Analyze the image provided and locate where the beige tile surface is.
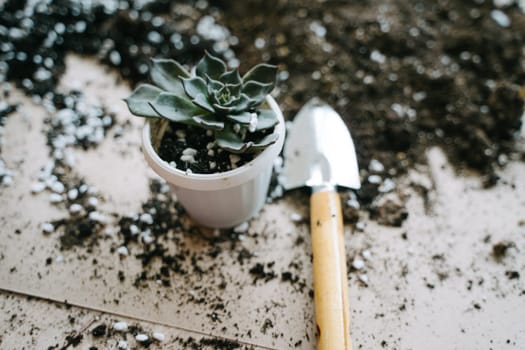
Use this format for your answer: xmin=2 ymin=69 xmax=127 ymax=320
xmin=1 ymin=55 xmax=524 ymax=349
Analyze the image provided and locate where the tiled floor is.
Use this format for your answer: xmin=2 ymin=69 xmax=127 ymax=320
xmin=1 ymin=56 xmax=524 ymax=349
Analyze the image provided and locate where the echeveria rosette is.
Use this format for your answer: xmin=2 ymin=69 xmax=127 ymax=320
xmin=124 ymin=51 xmax=279 ymax=154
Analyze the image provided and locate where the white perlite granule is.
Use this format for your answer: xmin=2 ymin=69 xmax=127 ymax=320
xmin=129 ymin=224 xmax=139 ymax=235
xmin=180 ymin=154 xmax=196 ymax=163
xmin=491 ymin=9 xmax=511 ymax=27
xmin=229 ymin=154 xmax=241 ymax=166
xmin=367 ymin=174 xmax=382 ymax=184
xmin=368 ymin=159 xmax=385 ymax=172
xmin=67 ymin=188 xmax=78 ymax=200
xmin=248 ymin=112 xmax=258 ymax=132
xmin=135 ymin=334 xmax=149 ymax=342
xmin=88 ymin=211 xmax=107 ymax=223
xmin=142 ymin=233 xmax=154 ymax=244
xmin=352 ymin=258 xmax=365 ymax=270
xmin=117 ymin=246 xmax=129 ymax=257
xmin=117 ymin=340 xmax=128 ymax=349
xmin=87 ymin=196 xmax=98 ymax=207
xmin=50 ymin=181 xmax=65 ymax=193
xmin=140 ymin=213 xmax=154 ymax=225
xmin=113 ymin=321 xmax=128 ymax=332
xmin=69 ymin=203 xmax=83 ymax=214
xmin=152 ymin=332 xmax=165 ymax=342
xmin=347 ymin=198 xmax=360 ymax=210
xmin=378 ymin=178 xmax=396 ymax=193
xmin=290 ymin=212 xmax=303 ymax=222
xmin=31 ymin=182 xmax=46 ymax=193
xmin=494 ymin=0 xmax=514 ymax=7
xmin=233 ymin=222 xmax=249 ymax=233
xmin=175 ymin=129 xmax=186 ymax=139
xmin=182 ymin=148 xmax=198 ymax=156
xmin=41 ymin=222 xmax=54 ymax=233
xmin=49 ymin=193 xmax=63 ymax=203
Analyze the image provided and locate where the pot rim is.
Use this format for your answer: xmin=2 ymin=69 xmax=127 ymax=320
xmin=142 ymin=95 xmax=285 ymax=191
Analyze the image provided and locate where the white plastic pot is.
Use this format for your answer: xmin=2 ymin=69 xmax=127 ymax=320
xmin=142 ymin=96 xmax=285 ymax=228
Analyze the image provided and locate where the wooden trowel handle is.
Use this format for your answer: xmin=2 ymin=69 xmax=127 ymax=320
xmin=310 ymin=190 xmax=351 ymax=350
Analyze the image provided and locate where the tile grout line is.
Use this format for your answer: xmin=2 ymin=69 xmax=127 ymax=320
xmin=0 ymin=287 xmax=278 ymax=350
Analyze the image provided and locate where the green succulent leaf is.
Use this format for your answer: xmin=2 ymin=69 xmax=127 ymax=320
xmin=225 ymin=83 xmax=242 ymax=97
xmin=206 ymin=75 xmax=225 ymax=95
xmin=215 ymin=128 xmax=249 ymax=153
xmin=128 ymin=53 xmax=280 ymax=155
xmin=219 ymin=69 xmax=242 ymax=85
xmin=242 ymin=81 xmax=273 ymax=104
xmin=212 ymin=103 xmax=235 ymax=115
xmin=150 ymin=58 xmax=190 ymax=94
xmin=231 ymin=94 xmax=252 ymax=113
xmin=181 ymin=76 xmax=208 ymax=100
xmin=213 ymin=85 xmax=238 ymax=106
xmin=192 ymin=93 xmax=215 ymax=113
xmin=242 ymin=63 xmax=277 ymax=86
xmin=148 ymin=92 xmax=202 ymax=125
xmin=248 ymin=133 xmax=279 ymax=152
xmin=196 ymin=51 xmax=227 ymax=80
xmin=216 ymin=129 xmax=279 ymax=153
xmin=192 ymin=115 xmax=225 ymax=130
xmin=124 ymin=84 xmax=163 ymax=118
xmin=226 ymin=111 xmax=253 ymax=124
xmin=256 ymin=109 xmax=279 ymax=130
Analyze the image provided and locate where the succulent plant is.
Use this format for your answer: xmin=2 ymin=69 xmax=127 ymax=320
xmin=125 ymin=52 xmax=279 ymax=153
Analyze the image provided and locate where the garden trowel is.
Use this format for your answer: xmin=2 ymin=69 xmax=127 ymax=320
xmin=283 ymin=98 xmax=360 ymax=350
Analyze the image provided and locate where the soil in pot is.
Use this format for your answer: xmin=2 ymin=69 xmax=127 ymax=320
xmin=157 ymin=122 xmax=275 ymax=174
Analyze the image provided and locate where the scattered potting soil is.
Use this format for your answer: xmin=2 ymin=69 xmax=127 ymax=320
xmin=369 ymin=193 xmax=409 ymax=227
xmin=492 ymin=240 xmax=515 ymax=262
xmin=0 ymin=0 xmax=218 ymax=96
xmin=90 ymin=324 xmax=106 ymax=337
xmin=175 ymin=336 xmax=245 ymax=349
xmin=29 ymin=90 xmax=117 ymax=249
xmin=0 ymin=92 xmax=18 ymax=185
xmin=0 ymin=101 xmax=18 ymax=128
xmin=248 ymin=262 xmax=277 ymax=284
xmin=215 ymin=0 xmax=525 ymax=196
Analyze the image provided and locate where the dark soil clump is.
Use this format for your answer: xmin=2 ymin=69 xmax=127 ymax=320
xmin=248 ymin=262 xmax=277 ymax=283
xmin=63 ymin=332 xmax=83 ymax=348
xmin=492 ymin=241 xmax=515 ymax=262
xmin=0 ymin=102 xmax=17 ymax=126
xmin=370 ymin=194 xmax=409 ymax=227
xmin=175 ymin=336 xmax=243 ymax=349
xmin=90 ymin=324 xmax=106 ymax=337
xmin=55 ymin=216 xmax=100 ymax=249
